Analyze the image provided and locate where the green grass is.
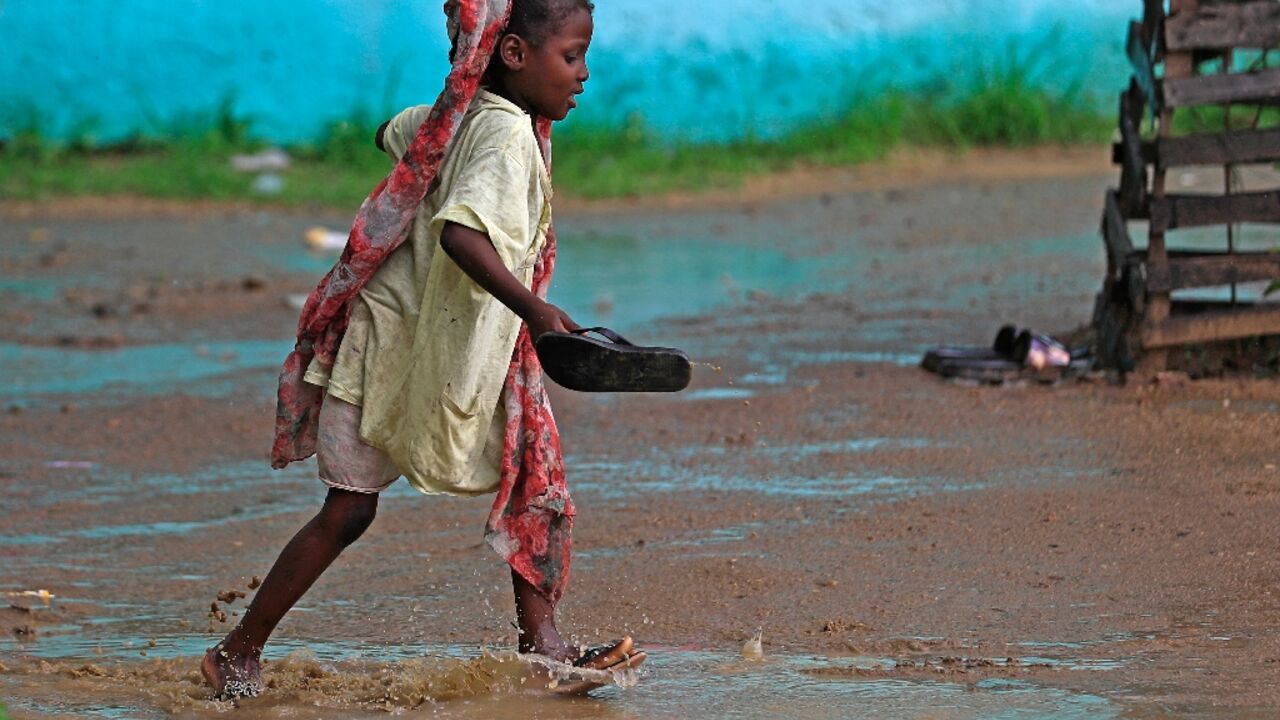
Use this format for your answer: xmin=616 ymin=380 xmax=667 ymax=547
xmin=554 ymin=84 xmax=1114 ymax=198
xmin=0 ymin=71 xmax=1114 ymax=206
xmin=0 ymin=701 xmax=9 ymax=720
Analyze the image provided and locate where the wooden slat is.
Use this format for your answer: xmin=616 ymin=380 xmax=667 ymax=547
xmin=1102 ymin=190 xmax=1137 ymax=280
xmin=1163 ymin=127 xmax=1280 ymax=167
xmin=1119 ymin=84 xmax=1150 ymax=216
xmin=1162 ymin=67 xmax=1280 ymax=108
xmin=1142 ymin=303 xmax=1280 ymax=348
xmin=1117 ymin=128 xmax=1280 ymax=166
xmin=1145 ymin=251 xmax=1280 ymax=292
xmin=1149 ymin=190 xmax=1280 ymax=231
xmin=1165 ymin=1 xmax=1280 ymax=51
xmin=1128 ymin=21 xmax=1162 ymax=115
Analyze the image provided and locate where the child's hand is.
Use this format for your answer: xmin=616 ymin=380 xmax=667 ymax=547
xmin=527 ymin=301 xmax=579 ymax=341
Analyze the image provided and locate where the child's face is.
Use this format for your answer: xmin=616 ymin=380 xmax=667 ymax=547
xmin=499 ymin=8 xmax=593 ymax=121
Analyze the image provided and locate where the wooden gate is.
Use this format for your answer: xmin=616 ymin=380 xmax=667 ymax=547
xmin=1095 ymin=0 xmax=1280 ymax=374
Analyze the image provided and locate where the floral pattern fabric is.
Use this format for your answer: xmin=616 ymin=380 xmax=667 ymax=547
xmin=271 ymin=0 xmax=573 ymax=602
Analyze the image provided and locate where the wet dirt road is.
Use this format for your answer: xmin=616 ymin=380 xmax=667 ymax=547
xmin=3 ymin=153 xmax=1280 ymax=718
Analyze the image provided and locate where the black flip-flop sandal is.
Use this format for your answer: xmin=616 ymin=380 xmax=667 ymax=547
xmin=536 ymin=327 xmax=692 ymax=393
xmin=920 ymin=348 xmax=1025 ymax=383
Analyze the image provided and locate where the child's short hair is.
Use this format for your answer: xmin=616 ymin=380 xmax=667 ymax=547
xmin=505 ymin=0 xmax=594 ymax=46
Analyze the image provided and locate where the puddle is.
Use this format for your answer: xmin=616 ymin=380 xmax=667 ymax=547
xmin=2 ymin=228 xmax=1123 ymax=404
xmin=765 ymin=349 xmax=922 ymax=367
xmin=0 ymin=277 xmax=66 ymax=301
xmin=1 ymin=460 xmax=307 ymax=511
xmin=682 ymin=387 xmax=758 ymax=401
xmin=569 ymin=435 xmax=948 ymax=500
xmin=0 ymin=340 xmax=287 ymax=398
xmin=0 ymin=634 xmax=1124 ymax=720
xmin=550 ymin=232 xmax=847 ymax=334
xmin=0 ymin=461 xmax=320 ymax=548
xmin=573 ymin=459 xmax=946 ymax=500
xmin=708 ymin=437 xmax=937 ymax=460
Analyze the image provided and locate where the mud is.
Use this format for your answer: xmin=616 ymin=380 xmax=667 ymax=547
xmin=3 ymin=150 xmax=1280 ymax=718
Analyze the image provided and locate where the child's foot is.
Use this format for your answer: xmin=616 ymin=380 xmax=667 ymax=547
xmin=201 ymin=643 xmax=263 ymax=699
xmin=522 ymin=629 xmax=640 ymax=670
xmin=520 ymin=626 xmax=575 ymax=663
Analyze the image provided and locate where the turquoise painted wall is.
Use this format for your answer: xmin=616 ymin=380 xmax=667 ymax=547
xmin=0 ymin=1 xmax=1134 ymax=144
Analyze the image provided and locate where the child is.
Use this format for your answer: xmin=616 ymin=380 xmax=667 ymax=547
xmin=202 ymin=0 xmax=642 ymax=698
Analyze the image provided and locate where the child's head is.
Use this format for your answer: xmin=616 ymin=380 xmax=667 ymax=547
xmin=487 ymin=0 xmax=594 ymax=121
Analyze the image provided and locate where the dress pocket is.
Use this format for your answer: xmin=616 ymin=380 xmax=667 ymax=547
xmin=424 ymin=374 xmax=489 ymax=479
xmin=442 ymin=382 xmax=483 ymax=418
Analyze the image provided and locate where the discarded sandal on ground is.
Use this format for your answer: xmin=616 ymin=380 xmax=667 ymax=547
xmin=920 ymin=325 xmax=1021 ymax=382
xmin=536 ymin=327 xmax=692 ymax=393
xmin=921 ymin=326 xmax=1092 ymax=384
xmin=1011 ymin=330 xmax=1073 ymax=370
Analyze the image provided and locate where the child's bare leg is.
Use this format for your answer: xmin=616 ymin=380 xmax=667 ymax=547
xmin=203 ymin=488 xmax=378 ymax=695
xmin=512 ymin=568 xmax=574 ymax=662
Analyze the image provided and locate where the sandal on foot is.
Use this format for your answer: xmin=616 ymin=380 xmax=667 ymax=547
xmin=536 ymin=328 xmax=692 ymax=393
xmin=543 ymin=639 xmax=646 ymax=696
xmin=573 ymin=636 xmax=637 ymax=670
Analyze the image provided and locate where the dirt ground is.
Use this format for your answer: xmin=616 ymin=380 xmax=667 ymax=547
xmin=3 ymin=147 xmax=1280 ymax=718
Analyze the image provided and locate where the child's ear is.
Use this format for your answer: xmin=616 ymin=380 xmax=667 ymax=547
xmin=498 ymin=34 xmax=526 ymax=71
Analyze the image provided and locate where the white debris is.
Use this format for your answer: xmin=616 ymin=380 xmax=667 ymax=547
xmin=231 ymin=148 xmax=292 ymax=173
xmin=304 ymin=227 xmax=348 ymax=253
xmin=251 ymin=173 xmax=285 ymax=196
xmin=7 ymin=589 xmax=55 ymax=606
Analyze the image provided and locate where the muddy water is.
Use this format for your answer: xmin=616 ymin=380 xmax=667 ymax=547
xmin=2 ymin=222 xmax=1108 ymax=402
xmin=1 ymin=216 xmax=1119 ymax=717
xmin=7 ymin=176 xmax=1280 ymax=717
xmin=1 ymin=634 xmax=1122 ymax=719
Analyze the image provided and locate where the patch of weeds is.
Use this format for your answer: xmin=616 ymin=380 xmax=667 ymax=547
xmin=1 ymin=49 xmax=1115 ymax=205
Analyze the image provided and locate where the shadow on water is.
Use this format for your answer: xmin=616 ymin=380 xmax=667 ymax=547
xmin=0 ymin=632 xmax=1124 ymax=719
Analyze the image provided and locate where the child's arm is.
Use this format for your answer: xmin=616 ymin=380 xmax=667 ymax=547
xmin=440 ymin=221 xmax=578 ymax=340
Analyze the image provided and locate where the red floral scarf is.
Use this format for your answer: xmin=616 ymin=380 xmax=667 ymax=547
xmin=271 ymin=0 xmax=573 ymax=602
